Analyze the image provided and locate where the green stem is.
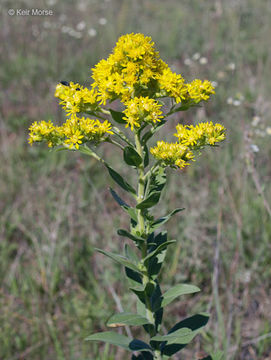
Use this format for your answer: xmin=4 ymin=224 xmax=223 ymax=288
xmin=135 ymin=131 xmax=162 ymax=360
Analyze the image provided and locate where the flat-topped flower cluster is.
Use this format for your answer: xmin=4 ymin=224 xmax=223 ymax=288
xmin=28 ymin=33 xmax=225 ymax=169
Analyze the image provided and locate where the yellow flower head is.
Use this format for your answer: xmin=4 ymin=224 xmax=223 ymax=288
xmin=175 ymin=122 xmax=226 ymax=147
xmin=185 ymin=79 xmax=215 ymax=103
xmin=55 ymin=82 xmax=98 ymax=115
xmin=123 ymin=97 xmax=163 ymax=130
xmin=150 ymin=141 xmax=194 ymax=169
xmin=28 ymin=116 xmax=113 ymax=149
xmin=151 ymin=121 xmax=225 ymax=169
xmin=28 ymin=120 xmax=64 ymax=147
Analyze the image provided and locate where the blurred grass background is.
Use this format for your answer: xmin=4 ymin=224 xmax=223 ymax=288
xmin=1 ymin=0 xmax=271 ymax=359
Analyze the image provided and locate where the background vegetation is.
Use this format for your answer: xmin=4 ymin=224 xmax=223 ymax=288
xmin=1 ymin=0 xmax=271 ymax=359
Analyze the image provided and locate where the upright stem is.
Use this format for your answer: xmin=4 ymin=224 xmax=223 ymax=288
xmin=134 ymin=131 xmax=162 ymax=360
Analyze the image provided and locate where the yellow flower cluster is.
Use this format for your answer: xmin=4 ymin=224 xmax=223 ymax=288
xmin=28 ymin=116 xmax=112 ymax=149
xmin=151 ymin=122 xmax=226 ymax=169
xmin=175 ymin=122 xmax=226 ymax=146
xmin=156 ymin=66 xmax=187 ymax=103
xmin=91 ymin=33 xmax=214 ymax=106
xmin=150 ymin=141 xmax=194 ymax=169
xmin=55 ymin=82 xmax=98 ymax=116
xmin=28 ymin=120 xmax=60 ymax=148
xmin=91 ymin=33 xmax=164 ymax=104
xmin=186 ymin=80 xmax=215 ymax=103
xmin=123 ymin=96 xmax=163 ymax=130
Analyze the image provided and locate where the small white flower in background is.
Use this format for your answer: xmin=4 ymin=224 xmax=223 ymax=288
xmin=233 ymin=100 xmax=241 ymax=106
xmin=99 ymin=18 xmax=107 ymax=25
xmin=192 ymin=52 xmax=200 ymax=61
xmin=88 ymin=28 xmax=97 ymax=37
xmin=184 ymin=58 xmax=192 ymax=66
xmin=211 ymin=81 xmax=218 ymax=88
xmin=199 ymin=57 xmax=208 ymax=65
xmin=227 ymin=97 xmax=233 ymax=105
xmin=266 ymin=127 xmax=271 ymax=135
xmin=252 ymin=116 xmax=261 ymax=127
xmin=76 ymin=21 xmax=86 ymax=31
xmin=227 ymin=62 xmax=236 ymax=71
xmin=250 ymin=144 xmax=259 ymax=153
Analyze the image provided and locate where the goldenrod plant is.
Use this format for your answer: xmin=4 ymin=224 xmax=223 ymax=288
xmin=29 ymin=33 xmax=225 ymax=360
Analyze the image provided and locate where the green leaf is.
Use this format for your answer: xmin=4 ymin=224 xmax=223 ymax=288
xmin=107 ymin=313 xmax=150 ymax=327
xmin=124 ymin=146 xmax=142 ymax=167
xmin=143 ymin=240 xmax=176 ymax=263
xmin=118 ymin=229 xmax=145 ymax=244
xmin=161 ymin=284 xmax=200 ymax=307
xmin=130 ymin=282 xmax=156 ymax=304
xmin=109 ymin=109 xmax=126 ymax=124
xmin=129 ymin=339 xmax=153 ymax=353
xmin=96 ymin=248 xmax=141 ymax=273
xmin=106 ymin=165 xmax=136 ymax=194
xmin=150 ymin=282 xmax=163 ymax=329
xmin=110 ymin=188 xmax=138 ymax=222
xmin=125 ymin=267 xmax=142 ymax=284
xmin=151 ymin=327 xmax=195 ymax=344
xmin=136 ymin=192 xmax=161 ymax=209
xmin=136 ymin=298 xmax=146 ymax=317
xmin=160 ymin=313 xmax=209 ymax=356
xmin=147 ymin=232 xmax=168 ymax=278
xmin=151 ymin=208 xmax=185 ymax=231
xmin=85 ymin=331 xmax=130 ymax=350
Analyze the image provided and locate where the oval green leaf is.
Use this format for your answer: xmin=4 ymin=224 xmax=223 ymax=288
xmin=107 ymin=313 xmax=150 ymax=327
xmin=161 ymin=284 xmax=200 ymax=307
xmin=124 ymin=146 xmax=142 ymax=167
xmin=85 ymin=331 xmax=131 ymax=350
xmin=136 ymin=192 xmax=161 ymax=209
